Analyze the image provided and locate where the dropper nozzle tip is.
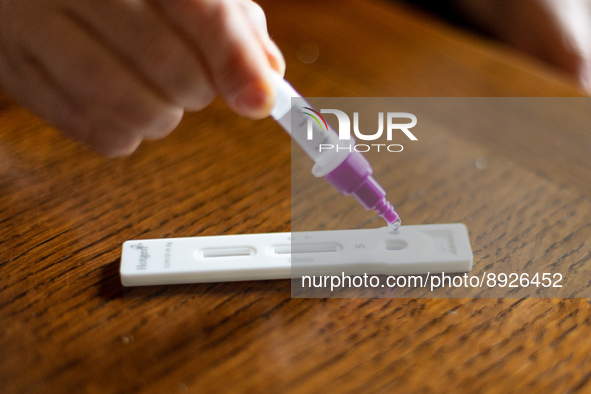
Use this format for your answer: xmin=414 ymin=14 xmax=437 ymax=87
xmin=387 ymin=218 xmax=401 ymax=232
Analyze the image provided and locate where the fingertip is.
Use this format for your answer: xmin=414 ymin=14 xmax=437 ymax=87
xmin=142 ymin=107 xmax=185 ymax=140
xmin=266 ymin=39 xmax=286 ymax=77
xmin=184 ymin=90 xmax=217 ymax=112
xmin=232 ymin=77 xmax=275 ymax=119
xmin=85 ymin=127 xmax=143 ymax=158
xmin=102 ymin=137 xmax=143 ymax=158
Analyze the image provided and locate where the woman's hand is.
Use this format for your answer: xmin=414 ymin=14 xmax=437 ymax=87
xmin=0 ymin=0 xmax=285 ymax=156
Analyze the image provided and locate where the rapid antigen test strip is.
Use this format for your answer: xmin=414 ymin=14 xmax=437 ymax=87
xmin=120 ymin=224 xmax=473 ymax=286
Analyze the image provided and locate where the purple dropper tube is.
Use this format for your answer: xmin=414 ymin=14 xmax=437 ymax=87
xmin=270 ymin=76 xmax=401 ymax=230
xmin=323 ymin=150 xmax=401 ymax=231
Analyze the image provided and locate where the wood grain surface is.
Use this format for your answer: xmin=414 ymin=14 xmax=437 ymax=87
xmin=2 ymin=0 xmax=591 ymax=393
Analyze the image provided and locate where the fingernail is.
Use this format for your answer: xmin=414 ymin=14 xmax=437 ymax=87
xmin=267 ymin=40 xmax=286 ymax=76
xmin=234 ymin=84 xmax=272 ymax=118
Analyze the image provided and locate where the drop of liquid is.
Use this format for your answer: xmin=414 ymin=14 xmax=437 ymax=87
xmin=388 ymin=218 xmax=401 ymax=232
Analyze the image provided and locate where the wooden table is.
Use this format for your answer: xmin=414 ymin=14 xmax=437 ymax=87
xmin=2 ymin=0 xmax=591 ymax=392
